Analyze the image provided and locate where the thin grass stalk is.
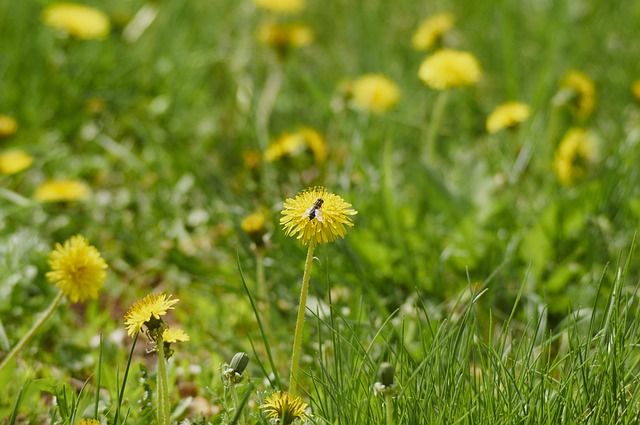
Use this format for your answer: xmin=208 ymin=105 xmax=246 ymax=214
xmin=156 ymin=340 xmax=171 ymax=425
xmin=385 ymin=392 xmax=394 ymax=425
xmin=424 ymin=90 xmax=450 ymax=164
xmin=94 ymin=333 xmax=103 ymax=419
xmin=114 ymin=332 xmax=139 ymax=425
xmin=0 ymin=290 xmax=64 ymax=372
xmin=289 ymin=240 xmax=317 ymax=395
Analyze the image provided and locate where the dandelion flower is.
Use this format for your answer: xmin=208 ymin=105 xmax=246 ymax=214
xmin=241 ymin=211 xmax=268 ymax=247
xmin=77 ymin=420 xmax=100 ymax=425
xmin=554 ymin=128 xmax=596 ymax=186
xmin=46 ymin=235 xmax=108 ymax=303
xmin=557 ymin=70 xmax=596 ymax=119
xmin=260 ymin=391 xmax=308 ymax=425
xmin=486 ymin=102 xmax=531 ymax=133
xmin=34 ymin=179 xmax=90 ymax=202
xmin=0 ymin=150 xmax=34 ymax=175
xmin=264 ymin=128 xmax=327 ymax=163
xmin=412 ymin=13 xmax=455 ymax=51
xmin=162 ymin=328 xmax=190 ymax=343
xmin=257 ymin=22 xmax=313 ymax=58
xmin=0 ymin=115 xmax=18 ymax=138
xmin=280 ymin=186 xmax=357 ymax=245
xmin=418 ymin=49 xmax=481 ymax=90
xmin=124 ymin=293 xmax=179 ymax=337
xmin=253 ymin=0 xmax=305 ymax=14
xmin=43 ymin=3 xmax=110 ymax=40
xmin=632 ymin=80 xmax=640 ymax=103
xmin=350 ymin=74 xmax=401 ymax=114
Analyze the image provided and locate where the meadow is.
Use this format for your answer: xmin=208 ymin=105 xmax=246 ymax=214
xmin=2 ymin=0 xmax=640 ymax=423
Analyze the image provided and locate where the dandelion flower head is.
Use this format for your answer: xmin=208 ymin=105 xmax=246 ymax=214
xmin=43 ymin=3 xmax=110 ymax=40
xmin=124 ymin=293 xmax=179 ymax=337
xmin=486 ymin=101 xmax=531 ymax=134
xmin=162 ymin=328 xmax=190 ymax=343
xmin=260 ymin=391 xmax=308 ymax=425
xmin=632 ymin=80 xmax=640 ymax=104
xmin=46 ymin=235 xmax=108 ymax=303
xmin=34 ymin=179 xmax=90 ymax=202
xmin=253 ymin=0 xmax=305 ymax=14
xmin=280 ymin=187 xmax=357 ymax=245
xmin=264 ymin=127 xmax=326 ymax=164
xmin=412 ymin=13 xmax=455 ymax=51
xmin=0 ymin=150 xmax=34 ymax=175
xmin=350 ymin=74 xmax=401 ymax=114
xmin=257 ymin=22 xmax=313 ymax=58
xmin=558 ymin=70 xmax=596 ymax=119
xmin=418 ymin=49 xmax=481 ymax=90
xmin=0 ymin=115 xmax=18 ymax=138
xmin=554 ymin=128 xmax=596 ymax=186
xmin=77 ymin=420 xmax=100 ymax=425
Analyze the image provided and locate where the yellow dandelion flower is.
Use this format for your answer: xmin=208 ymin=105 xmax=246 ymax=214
xmin=162 ymin=328 xmax=190 ymax=343
xmin=253 ymin=0 xmax=305 ymax=14
xmin=632 ymin=80 xmax=640 ymax=103
xmin=43 ymin=3 xmax=110 ymax=40
xmin=260 ymin=391 xmax=308 ymax=425
xmin=0 ymin=150 xmax=34 ymax=175
xmin=34 ymin=179 xmax=90 ymax=202
xmin=350 ymin=74 xmax=401 ymax=114
xmin=418 ymin=49 xmax=481 ymax=90
xmin=264 ymin=128 xmax=326 ymax=164
xmin=558 ymin=70 xmax=596 ymax=119
xmin=242 ymin=211 xmax=266 ymax=235
xmin=124 ymin=293 xmax=179 ymax=337
xmin=280 ymin=186 xmax=357 ymax=245
xmin=486 ymin=101 xmax=531 ymax=134
xmin=554 ymin=128 xmax=596 ymax=186
xmin=0 ymin=115 xmax=18 ymax=138
xmin=46 ymin=235 xmax=108 ymax=303
xmin=412 ymin=13 xmax=455 ymax=51
xmin=77 ymin=419 xmax=100 ymax=425
xmin=257 ymin=22 xmax=313 ymax=58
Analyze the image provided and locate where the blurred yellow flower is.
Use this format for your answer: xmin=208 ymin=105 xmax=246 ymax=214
xmin=412 ymin=13 xmax=455 ymax=51
xmin=77 ymin=420 xmax=100 ymax=425
xmin=280 ymin=186 xmax=357 ymax=245
xmin=418 ymin=49 xmax=481 ymax=90
xmin=43 ymin=3 xmax=110 ymax=40
xmin=257 ymin=22 xmax=313 ymax=57
xmin=260 ymin=391 xmax=308 ymax=424
xmin=350 ymin=74 xmax=401 ymax=114
xmin=34 ymin=179 xmax=90 ymax=202
xmin=486 ymin=102 xmax=531 ymax=133
xmin=253 ymin=0 xmax=305 ymax=14
xmin=558 ymin=70 xmax=596 ymax=119
xmin=632 ymin=80 xmax=640 ymax=103
xmin=124 ymin=293 xmax=179 ymax=337
xmin=241 ymin=211 xmax=267 ymax=247
xmin=0 ymin=150 xmax=34 ymax=175
xmin=264 ymin=127 xmax=327 ymax=163
xmin=162 ymin=328 xmax=190 ymax=343
xmin=0 ymin=115 xmax=18 ymax=138
xmin=46 ymin=235 xmax=108 ymax=303
xmin=554 ymin=128 xmax=595 ymax=186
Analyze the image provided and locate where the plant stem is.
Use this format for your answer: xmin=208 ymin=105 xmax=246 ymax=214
xmin=156 ymin=341 xmax=171 ymax=425
xmin=424 ymin=90 xmax=450 ymax=164
xmin=288 ymin=240 xmax=317 ymax=395
xmin=231 ymin=384 xmax=245 ymax=425
xmin=385 ymin=393 xmax=394 ymax=425
xmin=256 ymin=249 xmax=269 ymax=328
xmin=0 ymin=290 xmax=64 ymax=372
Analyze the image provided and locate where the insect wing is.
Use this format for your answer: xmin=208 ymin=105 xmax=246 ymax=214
xmin=315 ymin=209 xmax=323 ymax=222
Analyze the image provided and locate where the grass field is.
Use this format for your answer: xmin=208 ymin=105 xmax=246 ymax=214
xmin=2 ymin=0 xmax=640 ymax=423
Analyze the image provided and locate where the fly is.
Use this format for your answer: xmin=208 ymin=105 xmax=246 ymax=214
xmin=303 ymin=198 xmax=324 ymax=222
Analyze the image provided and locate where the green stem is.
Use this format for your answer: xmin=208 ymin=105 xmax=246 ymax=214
xmin=256 ymin=249 xmax=269 ymax=327
xmin=288 ymin=240 xmax=317 ymax=395
xmin=156 ymin=341 xmax=171 ymax=425
xmin=385 ymin=393 xmax=394 ymax=425
xmin=424 ymin=90 xmax=450 ymax=164
xmin=0 ymin=290 xmax=64 ymax=372
xmin=256 ymin=63 xmax=283 ymax=150
xmin=231 ymin=384 xmax=245 ymax=425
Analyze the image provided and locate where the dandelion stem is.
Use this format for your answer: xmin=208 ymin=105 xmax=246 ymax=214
xmin=230 ymin=384 xmax=246 ymax=425
xmin=289 ymin=240 xmax=317 ymax=395
xmin=256 ymin=249 xmax=270 ymax=327
xmin=156 ymin=341 xmax=171 ymax=425
xmin=0 ymin=290 xmax=64 ymax=372
xmin=425 ymin=90 xmax=450 ymax=164
xmin=385 ymin=393 xmax=394 ymax=425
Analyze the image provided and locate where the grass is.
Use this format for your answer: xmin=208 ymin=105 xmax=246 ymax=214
xmin=1 ymin=0 xmax=640 ymax=423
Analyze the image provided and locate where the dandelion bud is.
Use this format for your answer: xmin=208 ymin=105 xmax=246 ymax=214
xmin=374 ymin=362 xmax=396 ymax=395
xmin=230 ymin=352 xmax=249 ymax=375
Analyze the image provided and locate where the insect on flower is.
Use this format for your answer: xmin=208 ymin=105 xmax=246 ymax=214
xmin=303 ymin=198 xmax=324 ymax=222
